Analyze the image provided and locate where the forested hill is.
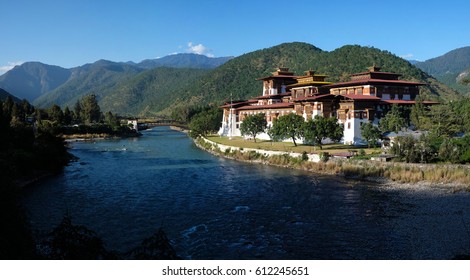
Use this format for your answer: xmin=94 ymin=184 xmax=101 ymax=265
xmin=99 ymin=67 xmax=209 ymax=116
xmin=34 ymin=60 xmax=144 ymax=109
xmin=162 ymin=42 xmax=460 ymax=116
xmin=0 ymin=88 xmax=21 ymax=102
xmin=415 ymin=47 xmax=470 ymax=76
xmin=415 ymin=46 xmax=470 ymax=95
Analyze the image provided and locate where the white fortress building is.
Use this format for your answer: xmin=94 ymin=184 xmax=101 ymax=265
xmin=218 ymin=66 xmax=437 ymax=145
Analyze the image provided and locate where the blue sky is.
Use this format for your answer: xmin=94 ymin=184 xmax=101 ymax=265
xmin=1 ymin=0 xmax=469 ymax=74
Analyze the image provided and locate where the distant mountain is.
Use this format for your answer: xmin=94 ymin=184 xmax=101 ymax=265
xmin=415 ymin=47 xmax=470 ymax=95
xmin=416 ymin=47 xmax=470 ymax=76
xmin=135 ymin=53 xmax=233 ymax=69
xmin=0 ymin=88 xmax=21 ymax=102
xmin=1 ymin=44 xmax=460 ymax=117
xmin=158 ymin=43 xmax=460 ymax=116
xmin=407 ymin=60 xmax=420 ymax=65
xmin=0 ymin=62 xmax=71 ymax=102
xmin=34 ymin=60 xmax=143 ymax=108
xmin=0 ymin=53 xmax=232 ymax=107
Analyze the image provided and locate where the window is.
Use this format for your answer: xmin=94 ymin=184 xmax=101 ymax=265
xmin=347 ymin=122 xmax=351 ymax=129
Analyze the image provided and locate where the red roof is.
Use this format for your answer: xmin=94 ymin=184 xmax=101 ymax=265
xmin=339 ymin=94 xmax=382 ymax=101
xmin=256 ymin=75 xmax=299 ymax=80
xmin=220 ymin=100 xmax=252 ymax=108
xmin=351 ymin=71 xmax=401 ymax=77
xmin=292 ymin=94 xmax=335 ymax=102
xmin=328 ymin=78 xmax=426 ymax=87
xmin=383 ymin=100 xmax=440 ymax=105
xmin=237 ymin=102 xmax=294 ymax=110
xmin=254 ymin=93 xmax=290 ymax=99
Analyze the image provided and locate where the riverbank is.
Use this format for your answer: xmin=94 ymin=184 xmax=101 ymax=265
xmin=62 ymin=131 xmax=141 ymax=142
xmin=194 ymin=136 xmax=470 ymax=191
xmin=169 ymin=125 xmax=189 ymax=133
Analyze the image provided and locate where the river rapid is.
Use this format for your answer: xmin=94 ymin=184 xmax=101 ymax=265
xmin=21 ymin=127 xmax=470 ymax=259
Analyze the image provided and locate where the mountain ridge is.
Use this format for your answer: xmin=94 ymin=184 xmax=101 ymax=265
xmin=0 ymin=43 xmax=464 ymax=117
xmin=0 ymin=54 xmax=232 ymax=103
xmin=415 ymin=46 xmax=470 ymax=95
xmin=159 ymin=42 xmax=459 ymax=117
xmin=0 ymin=62 xmax=71 ymax=101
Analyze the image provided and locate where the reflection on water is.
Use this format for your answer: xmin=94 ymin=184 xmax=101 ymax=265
xmin=21 ymin=127 xmax=470 ymax=259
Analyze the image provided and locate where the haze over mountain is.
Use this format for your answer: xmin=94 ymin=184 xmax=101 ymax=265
xmin=34 ymin=60 xmax=144 ymax=108
xmin=0 ymin=53 xmax=232 ymax=104
xmin=415 ymin=46 xmax=470 ymax=95
xmin=0 ymin=62 xmax=71 ymax=101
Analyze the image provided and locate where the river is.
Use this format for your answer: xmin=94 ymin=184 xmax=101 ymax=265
xmin=21 ymin=127 xmax=470 ymax=259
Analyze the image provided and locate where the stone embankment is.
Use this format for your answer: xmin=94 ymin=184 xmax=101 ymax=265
xmin=195 ymin=136 xmax=470 ymax=191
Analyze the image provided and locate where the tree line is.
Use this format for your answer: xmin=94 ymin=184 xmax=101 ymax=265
xmin=360 ymin=99 xmax=470 ymax=164
xmin=0 ymin=93 xmax=139 ymax=259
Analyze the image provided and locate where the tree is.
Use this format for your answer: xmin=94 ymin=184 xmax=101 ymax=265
xmin=410 ymin=98 xmax=427 ymax=129
xmin=80 ymin=94 xmax=101 ymax=124
xmin=268 ymin=113 xmax=304 ymax=146
xmin=426 ymin=104 xmax=460 ymax=137
xmin=303 ymin=116 xmax=343 ymax=149
xmin=48 ymin=104 xmax=64 ymax=124
xmin=63 ymin=107 xmax=73 ymax=125
xmin=188 ymin=107 xmax=222 ymax=137
xmin=104 ymin=111 xmax=119 ymax=128
xmin=240 ymin=113 xmax=267 ymax=142
xmin=379 ymin=105 xmax=407 ymax=133
xmin=360 ymin=122 xmax=381 ymax=148
xmin=73 ymin=100 xmax=83 ymax=124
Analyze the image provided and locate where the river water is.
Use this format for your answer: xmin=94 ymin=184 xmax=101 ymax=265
xmin=21 ymin=127 xmax=470 ymax=259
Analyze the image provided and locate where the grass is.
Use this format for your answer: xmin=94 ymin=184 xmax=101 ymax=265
xmin=206 ymin=135 xmax=378 ymax=155
xmin=198 ymin=136 xmax=470 ymax=189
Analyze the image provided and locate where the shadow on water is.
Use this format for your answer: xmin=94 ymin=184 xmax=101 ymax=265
xmin=19 ymin=126 xmax=470 ymax=259
xmin=36 ymin=214 xmax=179 ymax=260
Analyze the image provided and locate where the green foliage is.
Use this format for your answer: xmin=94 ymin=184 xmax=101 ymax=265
xmin=424 ymin=104 xmax=460 ymax=137
xmin=268 ymin=113 xmax=305 ymax=146
xmin=239 ymin=113 xmax=267 ymax=142
xmin=303 ymin=116 xmax=343 ymax=149
xmin=390 ymin=134 xmax=446 ymax=163
xmin=360 ymin=122 xmax=381 ymax=148
xmin=188 ymin=106 xmax=222 ymax=137
xmin=379 ymin=105 xmax=407 ymax=133
xmin=104 ymin=111 xmax=120 ymax=128
xmin=80 ymin=94 xmax=101 ymax=124
xmin=48 ymin=104 xmax=64 ymax=124
xmin=438 ymin=135 xmax=470 ymax=163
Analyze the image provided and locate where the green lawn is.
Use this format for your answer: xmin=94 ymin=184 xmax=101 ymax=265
xmin=206 ymin=135 xmax=380 ymax=155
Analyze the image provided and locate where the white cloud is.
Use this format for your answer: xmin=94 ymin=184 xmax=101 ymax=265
xmin=399 ymin=53 xmax=414 ymax=59
xmin=186 ymin=42 xmax=214 ymax=57
xmin=0 ymin=61 xmax=24 ymax=75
